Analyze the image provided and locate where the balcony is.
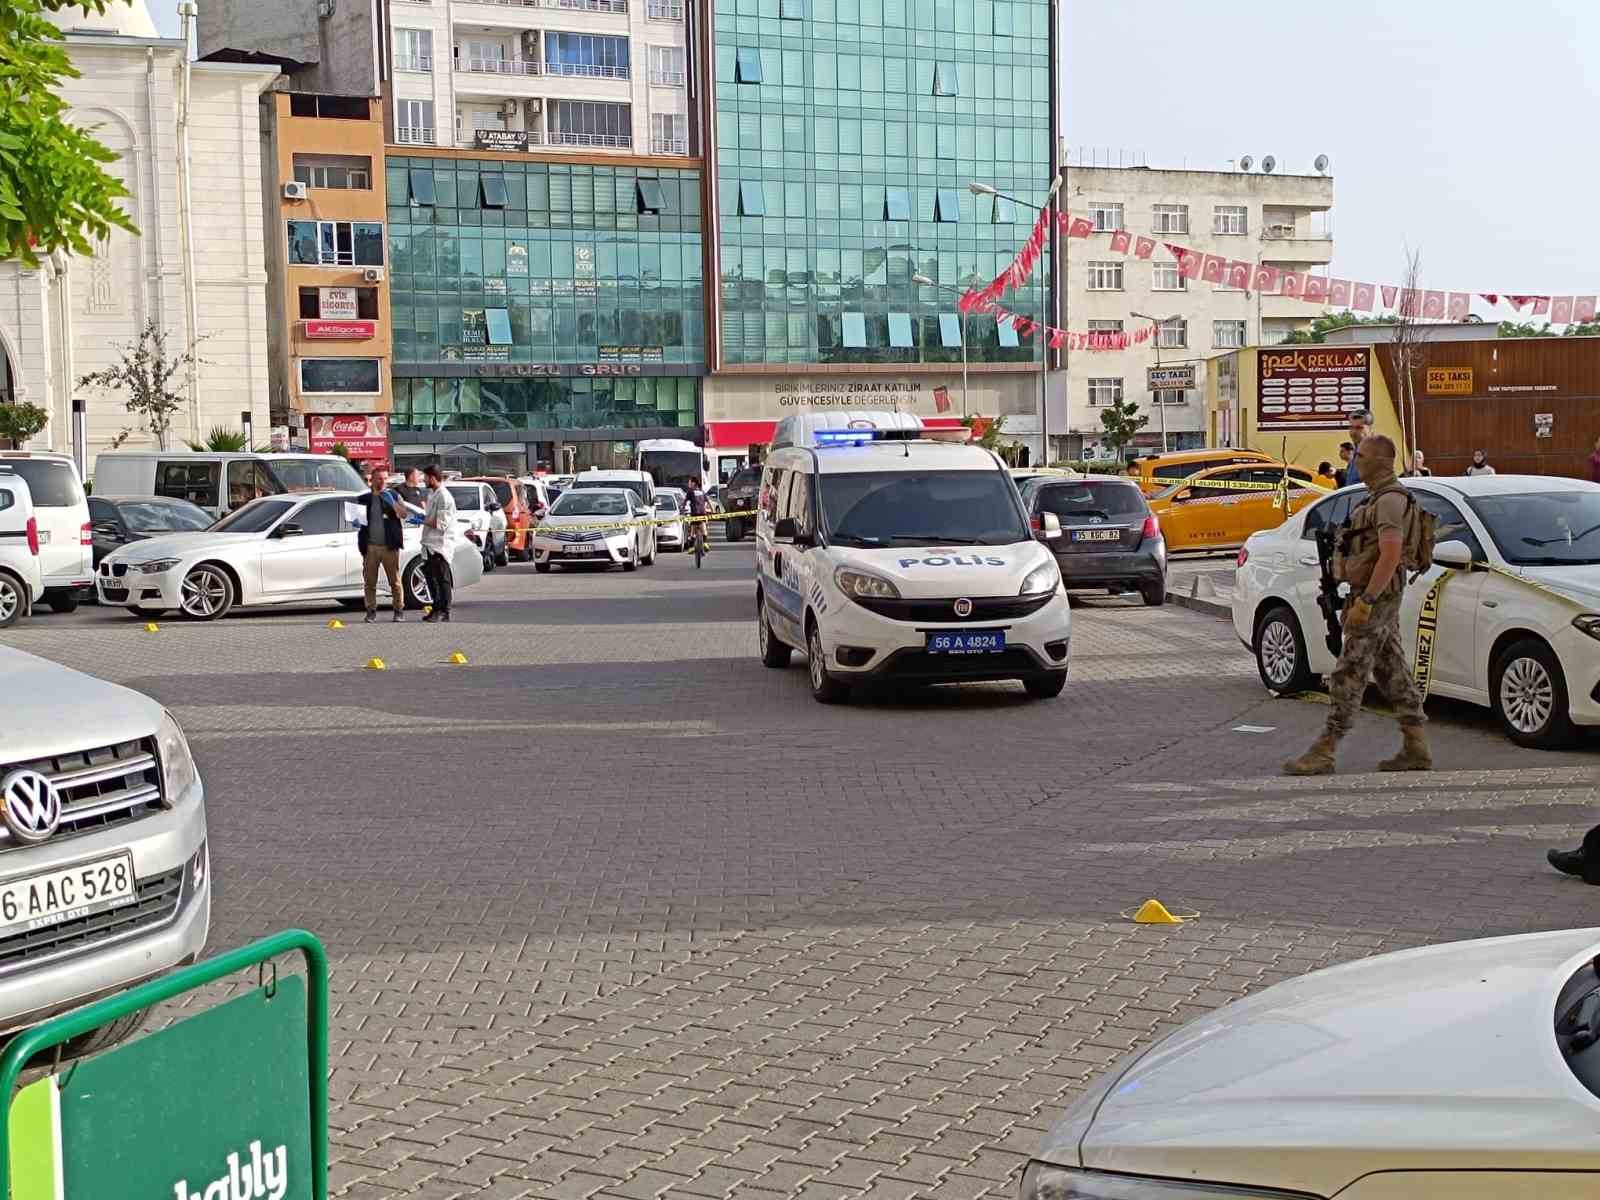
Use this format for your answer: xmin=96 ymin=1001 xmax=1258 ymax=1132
xmin=545 ymin=62 xmax=630 ymax=79
xmin=648 ymin=68 xmax=686 ymax=87
xmin=548 ymin=131 xmax=633 ymax=148
xmin=396 ymin=126 xmax=437 ymax=145
xmin=554 ymin=0 xmax=629 ymax=9
xmin=1261 ymin=229 xmax=1334 ymax=266
xmin=646 ymin=0 xmax=683 ymax=16
xmin=649 ymin=136 xmax=688 ymax=154
xmin=394 ymin=53 xmax=433 ymax=72
xmin=459 ymin=57 xmax=541 ymax=75
xmin=1261 ymin=292 xmax=1331 ymax=321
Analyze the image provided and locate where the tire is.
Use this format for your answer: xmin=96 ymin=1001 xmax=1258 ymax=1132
xmin=1492 ymin=637 xmax=1577 ymax=749
xmin=1254 ymin=604 xmax=1313 ymax=695
xmin=642 ymin=537 xmax=656 ymax=566
xmin=758 ymin=596 xmax=791 ymax=668
xmin=806 ymin=620 xmax=849 ymax=704
xmin=54 ymin=1008 xmax=144 ymax=1062
xmin=0 ymin=572 xmax=24 ymax=627
xmin=47 ymin=589 xmax=81 ymax=614
xmin=534 ymin=561 xmax=551 ymax=574
xmin=403 ymin=558 xmax=431 ymax=610
xmin=1140 ymin=579 xmax=1166 ymax=607
xmin=726 ymin=519 xmax=744 ymax=543
xmin=1024 ymin=673 xmax=1068 ymax=699
xmin=178 ymin=564 xmax=233 ymax=621
xmin=130 ymin=605 xmax=166 ymax=619
xmin=337 ymin=598 xmax=366 ymax=611
xmin=623 ymin=538 xmax=639 ymax=572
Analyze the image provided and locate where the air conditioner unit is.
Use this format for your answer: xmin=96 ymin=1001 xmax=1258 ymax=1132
xmin=363 ymin=267 xmax=385 ymax=283
xmin=500 ymin=100 xmax=520 ymax=118
xmin=282 ymin=181 xmax=309 ymax=200
xmin=527 ymin=98 xmax=542 ymax=114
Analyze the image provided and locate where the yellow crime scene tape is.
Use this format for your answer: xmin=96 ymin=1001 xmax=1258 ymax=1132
xmin=529 ymin=509 xmax=757 ymax=535
xmin=1158 ymin=476 xmax=1335 ymax=495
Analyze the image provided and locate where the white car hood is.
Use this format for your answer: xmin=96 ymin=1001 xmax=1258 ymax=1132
xmin=541 ymin=514 xmax=634 ymax=536
xmin=1043 ymin=929 xmax=1600 ymax=1196
xmin=1514 ymin=563 xmax=1600 ymax=610
xmin=0 ymin=645 xmax=165 ymax=759
xmin=832 ymin=542 xmax=1051 ymax=597
xmin=107 ymin=531 xmax=258 ymax=562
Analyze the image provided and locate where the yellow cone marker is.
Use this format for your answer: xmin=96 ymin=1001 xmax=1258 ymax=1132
xmin=1128 ymin=899 xmax=1194 ymax=925
xmin=364 ymin=657 xmax=387 ymax=671
xmin=327 ymin=618 xmax=345 ymax=630
xmin=144 ymin=622 xmax=159 ymax=633
xmin=423 ymin=605 xmax=433 ymax=616
xmin=447 ymin=651 xmax=468 ymax=665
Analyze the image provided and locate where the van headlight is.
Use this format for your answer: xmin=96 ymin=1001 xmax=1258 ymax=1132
xmin=835 ymin=567 xmax=900 ymax=600
xmin=156 ymin=710 xmax=200 ymax=803
xmin=1020 ymin=561 xmax=1061 ymax=595
xmin=1021 ymin=1163 xmax=1301 ymax=1199
xmin=1573 ymin=614 xmax=1600 ymax=642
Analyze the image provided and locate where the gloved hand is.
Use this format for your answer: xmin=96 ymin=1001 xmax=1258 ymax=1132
xmin=1343 ymin=595 xmax=1372 ymax=630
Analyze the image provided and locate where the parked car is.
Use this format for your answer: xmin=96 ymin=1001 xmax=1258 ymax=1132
xmin=1149 ymin=462 xmax=1328 ymax=553
xmin=0 ymin=645 xmax=210 ymax=1054
xmin=1235 ymin=475 xmax=1600 ymax=748
xmin=464 ymin=476 xmax=532 ymax=564
xmin=87 ymin=495 xmax=213 ymax=569
xmin=1017 ymin=474 xmax=1166 ymax=605
xmin=92 ymin=451 xmax=363 ymax=518
xmin=653 ymin=492 xmax=686 ymax=551
xmin=721 ymin=466 xmax=761 ymax=542
xmin=445 ymin=481 xmax=507 ymax=572
xmin=1024 ymin=927 xmax=1600 ymax=1200
xmin=566 ymin=470 xmax=657 ymax=563
xmin=95 ymin=490 xmax=482 ymax=619
xmin=532 ymin=488 xmax=652 ymax=573
xmin=0 ymin=473 xmax=44 ymax=627
xmin=0 ymin=451 xmax=92 ymax=612
xmin=1126 ymin=447 xmax=1280 ymax=495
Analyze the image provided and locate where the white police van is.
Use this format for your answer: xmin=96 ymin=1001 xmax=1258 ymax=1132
xmin=754 ymin=422 xmax=1072 ymax=702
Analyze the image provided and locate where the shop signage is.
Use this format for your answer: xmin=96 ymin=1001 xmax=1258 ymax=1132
xmin=318 ymin=287 xmax=358 ymax=320
xmin=507 ymin=244 xmax=528 ymax=275
xmin=1535 ymin=412 xmax=1555 ymax=438
xmin=474 ymin=129 xmax=528 ymax=152
xmin=598 ymin=345 xmax=665 ymax=363
xmin=303 ymin=320 xmax=376 ymax=340
xmin=309 ymin=413 xmax=389 ymax=458
xmin=1426 ymin=367 xmax=1474 ymax=396
xmin=441 ymin=344 xmax=511 ymax=363
xmin=574 ymin=245 xmax=596 ymax=296
xmin=1257 ymin=347 xmax=1369 ymax=431
xmin=702 ymin=373 xmax=1036 ymax=422
xmin=474 ymin=362 xmax=646 ymax=377
xmin=1147 ymin=365 xmax=1196 ymax=391
xmin=269 ymin=425 xmax=291 ymax=452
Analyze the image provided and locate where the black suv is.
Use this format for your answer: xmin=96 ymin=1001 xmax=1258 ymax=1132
xmin=1018 ymin=474 xmax=1167 ymax=606
xmin=721 ymin=467 xmax=762 ymax=541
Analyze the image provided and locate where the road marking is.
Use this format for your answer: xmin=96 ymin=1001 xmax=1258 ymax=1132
xmin=1232 ymin=724 xmax=1275 ymax=733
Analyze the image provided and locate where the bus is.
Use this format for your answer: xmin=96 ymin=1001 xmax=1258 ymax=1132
xmin=636 ymin=438 xmax=712 ymax=489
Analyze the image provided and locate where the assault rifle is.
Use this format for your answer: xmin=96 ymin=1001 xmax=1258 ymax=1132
xmin=1313 ymin=525 xmax=1344 ymax=656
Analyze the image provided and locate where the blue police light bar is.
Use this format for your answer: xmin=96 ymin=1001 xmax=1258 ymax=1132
xmin=814 ymin=430 xmax=878 ymax=446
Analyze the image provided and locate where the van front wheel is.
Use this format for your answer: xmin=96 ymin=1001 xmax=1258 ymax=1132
xmin=807 ymin=621 xmax=850 ymax=703
xmin=758 ymin=598 xmax=791 ymax=668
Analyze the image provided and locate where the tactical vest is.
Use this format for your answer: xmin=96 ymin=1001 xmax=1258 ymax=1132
xmin=1331 ymin=480 xmax=1436 ymax=592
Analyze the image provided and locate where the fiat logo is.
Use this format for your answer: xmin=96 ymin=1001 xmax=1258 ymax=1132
xmin=1 ymin=768 xmax=62 ymax=843
xmin=953 ymin=598 xmax=974 ymax=618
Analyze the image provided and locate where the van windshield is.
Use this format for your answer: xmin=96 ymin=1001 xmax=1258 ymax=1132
xmin=820 ymin=470 xmax=1029 ymax=547
xmin=267 ymin=457 xmax=365 ymax=491
xmin=0 ymin=459 xmax=83 ymax=507
xmin=573 ymin=479 xmax=648 ymax=504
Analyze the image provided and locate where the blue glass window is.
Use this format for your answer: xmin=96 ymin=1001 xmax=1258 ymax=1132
xmin=738 ymin=180 xmax=765 ymax=216
xmin=485 ymin=308 xmax=513 ymax=346
xmin=408 ymin=169 xmax=435 ymax=206
xmin=735 ymin=47 xmax=764 ymax=83
xmin=933 ymin=63 xmax=958 ymax=95
xmin=842 ymin=312 xmax=867 ymax=348
xmin=997 ymin=317 xmax=1020 ymax=348
xmin=479 ymin=173 xmax=507 ymax=208
xmin=545 ymin=33 xmax=630 ymax=76
xmin=888 ymin=313 xmax=914 ymax=348
xmin=884 ymin=187 xmax=911 ymax=220
xmin=939 ymin=313 xmax=962 ymax=348
xmin=992 ymin=196 xmax=1017 ymax=223
xmin=935 ymin=189 xmax=960 ymax=222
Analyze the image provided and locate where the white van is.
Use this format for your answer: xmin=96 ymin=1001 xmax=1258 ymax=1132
xmin=754 ymin=432 xmax=1072 ymax=703
xmin=0 ymin=451 xmax=92 ymax=612
xmin=93 ymin=451 xmax=365 ymax=518
xmin=0 ymin=473 xmax=44 ymax=626
xmin=770 ymin=409 xmax=927 ymax=451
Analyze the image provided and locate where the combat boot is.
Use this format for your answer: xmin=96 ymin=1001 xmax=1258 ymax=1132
xmin=1378 ymin=723 xmax=1432 ymax=772
xmin=1283 ymin=733 xmax=1338 ymax=776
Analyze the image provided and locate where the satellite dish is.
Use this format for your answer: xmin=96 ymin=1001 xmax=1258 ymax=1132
xmin=1239 ymin=155 xmax=1253 ymax=172
xmin=1261 ymin=155 xmax=1276 ymax=174
xmin=1314 ymin=154 xmax=1330 ymax=174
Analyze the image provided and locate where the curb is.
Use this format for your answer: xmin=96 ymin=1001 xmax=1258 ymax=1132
xmin=1167 ymin=589 xmax=1231 ymax=620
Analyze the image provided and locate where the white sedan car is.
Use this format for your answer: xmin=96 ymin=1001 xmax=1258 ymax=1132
xmin=652 ymin=492 xmax=687 ymax=551
xmin=531 ymin=488 xmax=650 ymax=573
xmin=1024 ymin=927 xmax=1600 ymax=1200
xmin=96 ymin=490 xmax=482 ymax=619
xmin=1234 ymin=474 xmax=1600 ymax=748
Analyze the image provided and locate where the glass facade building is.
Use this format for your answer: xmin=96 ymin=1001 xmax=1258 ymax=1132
xmin=385 ymin=155 xmax=706 ymax=455
xmin=710 ymin=0 xmax=1053 ymax=367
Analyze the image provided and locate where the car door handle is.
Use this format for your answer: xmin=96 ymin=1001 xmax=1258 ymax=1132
xmin=1297 ymin=554 xmax=1319 ymax=566
xmin=1482 ymin=599 xmax=1499 ymax=608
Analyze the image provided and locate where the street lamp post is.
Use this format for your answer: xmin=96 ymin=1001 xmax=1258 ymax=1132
xmin=970 ymin=179 xmax=1062 ymax=467
xmin=1131 ymin=310 xmax=1178 ymax=455
xmin=912 ymin=274 xmax=967 ymax=418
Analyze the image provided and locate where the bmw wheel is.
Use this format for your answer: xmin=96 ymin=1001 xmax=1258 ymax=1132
xmin=403 ymin=558 xmax=432 ymax=610
xmin=1255 ymin=604 xmax=1313 ymax=695
xmin=1492 ymin=637 xmax=1577 ymax=749
xmin=179 ymin=564 xmax=233 ymax=620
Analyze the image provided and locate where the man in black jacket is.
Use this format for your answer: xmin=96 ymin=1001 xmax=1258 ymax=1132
xmin=358 ymin=467 xmax=409 ymax=622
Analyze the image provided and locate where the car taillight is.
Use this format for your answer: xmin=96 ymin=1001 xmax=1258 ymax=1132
xmin=1029 ymin=514 xmax=1042 ymax=532
xmin=25 ymin=517 xmax=38 ymax=556
xmin=1141 ymin=514 xmax=1161 ymax=539
xmin=80 ymin=520 xmax=92 ymax=545
xmin=1237 ymin=546 xmax=1249 ymax=568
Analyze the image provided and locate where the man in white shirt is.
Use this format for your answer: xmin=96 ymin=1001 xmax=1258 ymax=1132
xmin=421 ymin=463 xmax=458 ymax=622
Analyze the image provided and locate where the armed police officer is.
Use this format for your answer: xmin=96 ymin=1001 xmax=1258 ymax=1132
xmin=1284 ymin=433 xmax=1433 ymax=776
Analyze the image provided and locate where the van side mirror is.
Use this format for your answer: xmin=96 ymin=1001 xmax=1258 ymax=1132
xmin=774 ymin=517 xmax=800 ymax=544
xmin=1038 ymin=512 xmax=1062 ymax=541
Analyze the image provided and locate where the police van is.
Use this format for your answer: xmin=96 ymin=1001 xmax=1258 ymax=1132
xmin=754 ymin=423 xmax=1072 ymax=702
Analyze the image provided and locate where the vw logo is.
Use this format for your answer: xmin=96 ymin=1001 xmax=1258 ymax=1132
xmin=953 ymin=597 xmax=974 ymax=618
xmin=0 ymin=769 xmax=61 ymax=843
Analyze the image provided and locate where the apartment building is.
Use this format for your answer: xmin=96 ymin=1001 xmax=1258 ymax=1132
xmin=1064 ymin=162 xmax=1333 ymax=458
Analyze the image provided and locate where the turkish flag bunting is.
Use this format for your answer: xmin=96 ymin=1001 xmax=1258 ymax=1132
xmin=1329 ymin=279 xmax=1352 ymax=307
xmin=1225 ymin=260 xmax=1252 ymax=289
xmin=1576 ymin=296 xmax=1598 ymax=322
xmin=1504 ymin=295 xmax=1530 ymax=310
xmin=1133 ymin=236 xmax=1156 ymax=260
xmin=1352 ymin=282 xmax=1375 ymax=312
xmin=1200 ymin=254 xmax=1226 ymax=284
xmin=1280 ymin=271 xmax=1306 ymax=298
xmin=1175 ymin=247 xmax=1203 ymax=280
xmin=1109 ymin=229 xmax=1132 ymax=255
xmin=1552 ymin=296 xmax=1575 ymax=324
xmin=1068 ymin=217 xmax=1094 ymax=239
xmin=1303 ymin=276 xmax=1328 ymax=303
xmin=1252 ymin=264 xmax=1281 ymax=293
xmin=1448 ymin=292 xmax=1470 ymax=320
xmin=1381 ymin=285 xmax=1398 ymax=309
xmin=1399 ymin=289 xmax=1420 ymax=317
xmin=1532 ymin=296 xmax=1551 ymax=315
xmin=1049 ymin=330 xmax=1065 ymax=349
xmin=1479 ymin=293 xmax=1500 ymax=307
xmin=1423 ymin=290 xmax=1446 ymax=319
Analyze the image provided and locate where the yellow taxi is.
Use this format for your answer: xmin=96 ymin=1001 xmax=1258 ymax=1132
xmin=1127 ymin=448 xmax=1278 ymax=496
xmin=1147 ymin=463 xmax=1333 ymax=553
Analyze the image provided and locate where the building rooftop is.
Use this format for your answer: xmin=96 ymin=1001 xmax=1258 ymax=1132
xmin=48 ymin=0 xmax=158 ymax=38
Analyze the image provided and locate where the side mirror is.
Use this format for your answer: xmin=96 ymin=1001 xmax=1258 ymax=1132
xmin=774 ymin=517 xmax=799 ymax=544
xmin=1174 ymin=488 xmax=1193 ymax=502
xmin=634 ymin=506 xmax=650 ymax=517
xmin=1039 ymin=511 xmax=1062 ymax=541
xmin=92 ymin=521 xmax=122 ymax=539
xmin=486 ymin=500 xmax=501 ymax=512
xmin=276 ymin=522 xmax=304 ymax=538
xmin=1432 ymin=539 xmax=1475 ymax=569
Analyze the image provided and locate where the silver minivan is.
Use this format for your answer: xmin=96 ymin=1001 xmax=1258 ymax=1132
xmin=92 ymin=451 xmax=365 ymax=518
xmin=0 ymin=452 xmax=93 ymax=612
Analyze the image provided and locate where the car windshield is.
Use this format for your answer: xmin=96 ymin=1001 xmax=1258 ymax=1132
xmin=0 ymin=459 xmax=83 ymax=507
xmin=820 ymin=470 xmax=1029 ymax=547
xmin=728 ymin=469 xmax=761 ymax=492
xmin=655 ymin=496 xmax=680 ymax=511
xmin=552 ymin=492 xmax=630 ymax=516
xmin=267 ymin=457 xmax=364 ymax=491
xmin=447 ymin=486 xmax=481 ymax=511
xmin=211 ymin=497 xmax=296 ymax=533
xmin=1466 ymin=490 xmax=1600 ymax=566
xmin=119 ymin=500 xmax=213 ymax=532
xmin=1036 ymin=481 xmax=1147 ymax=520
xmin=488 ymin=481 xmax=514 ymax=505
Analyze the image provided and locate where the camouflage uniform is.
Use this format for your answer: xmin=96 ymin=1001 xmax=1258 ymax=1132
xmin=1325 ymin=590 xmax=1425 ymax=739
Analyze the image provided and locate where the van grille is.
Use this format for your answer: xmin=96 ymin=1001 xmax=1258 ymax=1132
xmin=0 ymin=867 xmax=185 ymax=975
xmin=854 ymin=594 xmax=1054 ymax=623
xmin=0 ymin=739 xmax=165 ymax=847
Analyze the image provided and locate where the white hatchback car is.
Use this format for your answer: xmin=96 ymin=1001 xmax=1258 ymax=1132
xmin=1234 ymin=475 xmax=1600 ymax=748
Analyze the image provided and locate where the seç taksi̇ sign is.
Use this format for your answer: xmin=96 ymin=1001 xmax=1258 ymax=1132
xmin=1257 ymin=347 xmax=1370 ymax=431
xmin=308 ymin=414 xmax=389 ymax=460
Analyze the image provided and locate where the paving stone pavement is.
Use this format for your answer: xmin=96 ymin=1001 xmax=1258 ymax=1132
xmin=4 ymin=544 xmax=1598 ymax=1199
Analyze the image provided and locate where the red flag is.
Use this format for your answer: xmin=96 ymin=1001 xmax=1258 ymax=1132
xmin=1200 ymin=254 xmax=1226 ymax=284
xmin=1303 ymin=275 xmax=1328 ymax=303
xmin=1480 ymin=293 xmax=1500 ymax=306
xmin=1049 ymin=329 xmax=1065 ymax=349
xmin=1252 ymin=263 xmax=1281 ymax=293
xmin=1552 ymin=296 xmax=1575 ymax=324
xmin=1399 ymin=289 xmax=1420 ymax=317
xmin=1174 ymin=247 xmax=1202 ymax=280
xmin=1352 ymin=282 xmax=1375 ymax=312
xmin=1447 ymin=292 xmax=1470 ymax=320
xmin=1576 ymin=296 xmax=1597 ymax=322
xmin=1280 ymin=271 xmax=1306 ymax=298
xmin=1381 ymin=285 xmax=1398 ymax=309
xmin=1422 ymin=290 xmax=1445 ymax=319
xmin=1068 ymin=217 xmax=1094 ymax=239
xmin=1505 ymin=295 xmax=1532 ymax=311
xmin=1329 ymin=278 xmax=1352 ymax=307
xmin=1224 ymin=260 xmax=1252 ymax=289
xmin=1109 ymin=229 xmax=1132 ymax=255
xmin=1133 ymin=236 xmax=1156 ymax=260
xmin=1532 ymin=296 xmax=1551 ymax=315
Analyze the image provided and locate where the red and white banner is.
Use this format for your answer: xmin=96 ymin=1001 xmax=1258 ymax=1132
xmin=303 ymin=320 xmax=377 ymax=340
xmin=309 ymin=414 xmax=389 ymax=460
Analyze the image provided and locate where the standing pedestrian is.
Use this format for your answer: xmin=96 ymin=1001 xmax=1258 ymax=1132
xmin=1403 ymin=450 xmax=1433 ymax=477
xmin=395 ymin=467 xmax=426 ymax=510
xmin=356 ymin=459 xmax=375 ymax=489
xmin=420 ymin=462 xmax=457 ymax=623
xmin=1283 ymin=434 xmax=1432 ymax=776
xmin=1587 ymin=436 xmax=1600 ymax=483
xmin=1344 ymin=410 xmax=1373 ymax=485
xmin=1317 ymin=460 xmax=1335 ymax=481
xmin=1334 ymin=442 xmax=1355 ymax=486
xmin=1465 ymin=449 xmax=1496 ymax=476
xmin=358 ymin=466 xmax=408 ymax=623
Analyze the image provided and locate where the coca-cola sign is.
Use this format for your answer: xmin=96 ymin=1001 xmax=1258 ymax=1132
xmin=309 ymin=413 xmax=389 ymax=459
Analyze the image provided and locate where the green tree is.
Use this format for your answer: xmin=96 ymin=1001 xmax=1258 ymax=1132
xmin=77 ymin=320 xmax=203 ymax=450
xmin=1498 ymin=319 xmax=1600 ymax=338
xmin=1 ymin=1 xmax=138 ymax=266
xmin=1280 ymin=310 xmax=1398 ymax=345
xmin=187 ymin=425 xmax=250 ymax=452
xmin=1098 ymin=396 xmax=1148 ymax=461
xmin=0 ymin=400 xmax=49 ymax=448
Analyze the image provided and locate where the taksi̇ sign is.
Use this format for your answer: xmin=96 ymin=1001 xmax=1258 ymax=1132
xmin=1146 ymin=365 xmax=1196 ymax=391
xmin=1426 ymin=367 xmax=1473 ymax=396
xmin=1257 ymin=347 xmax=1370 ymax=431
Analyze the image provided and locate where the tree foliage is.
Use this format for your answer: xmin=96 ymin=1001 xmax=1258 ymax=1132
xmin=1279 ymin=311 xmax=1398 ymax=345
xmin=77 ymin=320 xmax=202 ymax=450
xmin=187 ymin=425 xmax=251 ymax=452
xmin=1497 ymin=319 xmax=1600 ymax=338
xmin=0 ymin=1 xmax=138 ymax=266
xmin=1098 ymin=396 xmax=1149 ymax=461
xmin=0 ymin=400 xmax=49 ymax=448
